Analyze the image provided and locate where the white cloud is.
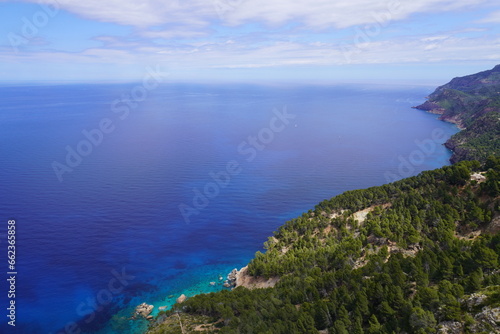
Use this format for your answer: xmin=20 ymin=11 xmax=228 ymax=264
xmin=477 ymin=10 xmax=500 ymax=23
xmin=140 ymin=29 xmax=207 ymax=40
xmin=8 ymin=0 xmax=497 ymax=30
xmin=421 ymin=36 xmax=449 ymax=42
xmin=1 ymin=0 xmax=498 ymax=80
xmin=1 ymin=33 xmax=498 ymax=76
xmin=80 ymin=35 xmax=500 ymax=65
xmin=34 ymin=0 xmax=211 ymax=27
xmin=424 ymin=43 xmax=440 ymax=50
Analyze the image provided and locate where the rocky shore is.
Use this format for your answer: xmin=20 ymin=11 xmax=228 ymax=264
xmin=222 ymin=268 xmax=238 ymax=288
xmin=412 ymin=102 xmax=465 ymax=130
xmin=221 ymin=266 xmax=279 ymax=290
xmin=134 ymin=303 xmax=154 ymax=320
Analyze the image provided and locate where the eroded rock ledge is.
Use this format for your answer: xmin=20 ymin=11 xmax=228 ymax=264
xmin=234 ymin=266 xmax=279 ymax=290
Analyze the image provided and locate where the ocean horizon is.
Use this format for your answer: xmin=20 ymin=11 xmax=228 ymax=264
xmin=0 ymin=82 xmax=459 ymax=334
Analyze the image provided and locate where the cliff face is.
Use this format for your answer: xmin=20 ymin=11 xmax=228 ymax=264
xmin=414 ymin=64 xmax=500 ymax=163
xmin=234 ymin=266 xmax=279 ymax=289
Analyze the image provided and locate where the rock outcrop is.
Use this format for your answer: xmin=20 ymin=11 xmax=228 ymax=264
xmin=176 ymin=294 xmax=186 ymax=304
xmin=235 ymin=266 xmax=279 ymax=289
xmin=472 ymin=306 xmax=500 ymax=332
xmin=461 ymin=293 xmax=488 ymax=310
xmin=223 ymin=268 xmax=238 ymax=288
xmin=437 ymin=321 xmax=463 ymax=334
xmin=135 ymin=302 xmax=154 ymax=319
xmin=221 ymin=267 xmax=280 ymax=290
xmin=486 ymin=215 xmax=500 ymax=234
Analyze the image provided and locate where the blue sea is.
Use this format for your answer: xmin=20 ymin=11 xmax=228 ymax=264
xmin=0 ymin=83 xmax=458 ymax=333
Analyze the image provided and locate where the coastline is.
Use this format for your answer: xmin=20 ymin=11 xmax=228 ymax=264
xmin=138 ymin=100 xmax=462 ymax=333
xmin=103 ymin=263 xmax=246 ymax=333
xmin=412 ymin=104 xmax=466 ymax=130
xmin=103 ymin=86 xmax=463 ymax=334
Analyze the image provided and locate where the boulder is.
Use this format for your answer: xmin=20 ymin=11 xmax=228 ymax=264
xmin=226 ymin=268 xmax=239 ymax=287
xmin=461 ymin=293 xmax=488 ymax=310
xmin=135 ymin=303 xmax=154 ymax=318
xmin=176 ymin=294 xmax=186 ymax=304
xmin=227 ymin=268 xmax=238 ymax=281
xmin=437 ymin=321 xmax=463 ymax=334
xmin=474 ymin=306 xmax=500 ymax=328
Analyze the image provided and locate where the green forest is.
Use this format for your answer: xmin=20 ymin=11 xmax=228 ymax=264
xmin=148 ymin=158 xmax=500 ymax=334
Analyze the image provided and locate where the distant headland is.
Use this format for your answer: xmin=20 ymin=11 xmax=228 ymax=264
xmin=414 ymin=64 xmax=500 ymax=163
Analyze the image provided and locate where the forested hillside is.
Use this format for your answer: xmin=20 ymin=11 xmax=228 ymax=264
xmin=148 ymin=157 xmax=500 ymax=334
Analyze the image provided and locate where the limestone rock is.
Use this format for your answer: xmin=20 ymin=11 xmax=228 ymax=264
xmin=461 ymin=293 xmax=488 ymax=310
xmin=176 ymin=294 xmax=186 ymax=304
xmin=135 ymin=303 xmax=154 ymax=318
xmin=227 ymin=268 xmax=238 ymax=281
xmin=470 ymin=173 xmax=486 ymax=183
xmin=474 ymin=306 xmax=500 ymax=329
xmin=224 ymin=268 xmax=239 ymax=288
xmin=235 ymin=266 xmax=279 ymax=289
xmin=437 ymin=321 xmax=463 ymax=334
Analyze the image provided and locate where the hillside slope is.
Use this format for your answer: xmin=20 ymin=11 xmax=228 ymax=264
xmin=149 ymin=158 xmax=500 ymax=334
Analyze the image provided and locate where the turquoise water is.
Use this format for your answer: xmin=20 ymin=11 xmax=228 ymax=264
xmin=0 ymin=83 xmax=458 ymax=333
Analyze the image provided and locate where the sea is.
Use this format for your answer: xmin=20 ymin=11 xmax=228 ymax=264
xmin=0 ymin=83 xmax=458 ymax=333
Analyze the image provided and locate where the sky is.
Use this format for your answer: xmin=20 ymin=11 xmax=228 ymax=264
xmin=0 ymin=0 xmax=499 ymax=84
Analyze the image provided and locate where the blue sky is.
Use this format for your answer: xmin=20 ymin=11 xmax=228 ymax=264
xmin=0 ymin=0 xmax=499 ymax=84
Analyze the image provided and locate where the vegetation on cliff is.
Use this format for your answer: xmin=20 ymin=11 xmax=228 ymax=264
xmin=149 ymin=157 xmax=500 ymax=333
xmin=415 ymin=64 xmax=500 ymax=163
